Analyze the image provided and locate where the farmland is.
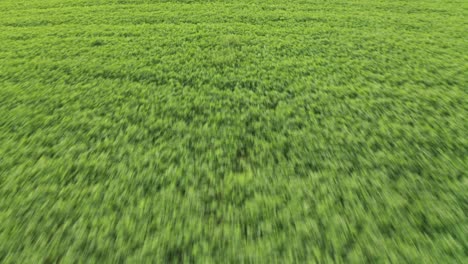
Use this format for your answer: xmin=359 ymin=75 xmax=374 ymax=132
xmin=0 ymin=0 xmax=467 ymax=262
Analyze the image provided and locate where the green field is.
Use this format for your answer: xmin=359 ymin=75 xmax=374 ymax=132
xmin=0 ymin=0 xmax=467 ymax=262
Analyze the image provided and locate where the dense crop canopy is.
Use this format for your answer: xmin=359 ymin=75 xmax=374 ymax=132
xmin=0 ymin=0 xmax=467 ymax=262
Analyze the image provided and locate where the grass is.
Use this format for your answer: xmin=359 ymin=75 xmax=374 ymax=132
xmin=0 ymin=0 xmax=467 ymax=262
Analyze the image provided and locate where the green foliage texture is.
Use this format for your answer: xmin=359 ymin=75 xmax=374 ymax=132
xmin=0 ymin=0 xmax=467 ymax=262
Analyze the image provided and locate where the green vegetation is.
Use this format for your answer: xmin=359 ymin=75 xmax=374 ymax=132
xmin=0 ymin=0 xmax=467 ymax=262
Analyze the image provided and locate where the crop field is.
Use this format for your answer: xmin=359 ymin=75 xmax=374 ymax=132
xmin=0 ymin=0 xmax=467 ymax=262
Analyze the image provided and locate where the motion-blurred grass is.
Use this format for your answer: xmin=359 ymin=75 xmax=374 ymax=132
xmin=0 ymin=0 xmax=467 ymax=262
